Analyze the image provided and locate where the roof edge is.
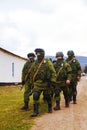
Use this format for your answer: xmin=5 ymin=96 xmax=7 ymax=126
xmin=0 ymin=47 xmax=27 ymax=61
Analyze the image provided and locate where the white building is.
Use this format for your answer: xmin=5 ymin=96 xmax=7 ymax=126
xmin=0 ymin=47 xmax=27 ymax=85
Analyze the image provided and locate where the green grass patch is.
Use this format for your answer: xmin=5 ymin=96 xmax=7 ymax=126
xmin=0 ymin=86 xmax=51 ymax=130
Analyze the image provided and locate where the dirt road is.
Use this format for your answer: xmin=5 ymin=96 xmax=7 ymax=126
xmin=31 ymin=77 xmax=87 ymax=130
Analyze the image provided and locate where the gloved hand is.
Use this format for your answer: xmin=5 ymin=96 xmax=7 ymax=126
xmin=22 ymin=80 xmax=25 ymax=86
xmin=30 ymin=84 xmax=34 ymax=89
xmin=50 ymin=81 xmax=57 ymax=88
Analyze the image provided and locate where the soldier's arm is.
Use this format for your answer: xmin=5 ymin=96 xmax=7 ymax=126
xmin=46 ymin=59 xmax=57 ymax=82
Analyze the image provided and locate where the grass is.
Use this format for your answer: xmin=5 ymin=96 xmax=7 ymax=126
xmin=0 ymin=85 xmax=48 ymax=130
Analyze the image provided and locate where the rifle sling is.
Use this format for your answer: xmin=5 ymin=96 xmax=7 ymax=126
xmin=24 ymin=62 xmax=35 ymax=82
xmin=68 ymin=57 xmax=75 ymax=64
xmin=56 ymin=67 xmax=63 ymax=78
xmin=32 ymin=59 xmax=44 ymax=82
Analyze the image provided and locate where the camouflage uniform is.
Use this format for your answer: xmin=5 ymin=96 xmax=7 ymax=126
xmin=43 ymin=58 xmax=54 ymax=103
xmin=66 ymin=50 xmax=82 ymax=104
xmin=53 ymin=52 xmax=72 ymax=110
xmin=29 ymin=48 xmax=56 ymax=117
xmin=21 ymin=53 xmax=35 ymax=110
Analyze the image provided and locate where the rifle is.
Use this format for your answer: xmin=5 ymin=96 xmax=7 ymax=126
xmin=20 ymin=84 xmax=24 ymax=91
xmin=20 ymin=81 xmax=25 ymax=91
xmin=28 ymin=81 xmax=56 ymax=96
xmin=56 ymin=80 xmax=72 ymax=87
xmin=28 ymin=88 xmax=34 ymax=96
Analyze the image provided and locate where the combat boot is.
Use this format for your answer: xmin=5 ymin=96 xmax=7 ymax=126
xmin=73 ymin=101 xmax=77 ymax=104
xmin=73 ymin=95 xmax=77 ymax=104
xmin=30 ymin=104 xmax=39 ymax=117
xmin=69 ymin=95 xmax=73 ymax=102
xmin=48 ymin=103 xmax=52 ymax=113
xmin=21 ymin=102 xmax=28 ymax=111
xmin=54 ymin=100 xmax=60 ymax=110
xmin=65 ymin=99 xmax=69 ymax=107
xmin=69 ymin=97 xmax=72 ymax=102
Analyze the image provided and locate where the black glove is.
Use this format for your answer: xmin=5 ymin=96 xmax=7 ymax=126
xmin=22 ymin=80 xmax=25 ymax=86
xmin=50 ymin=81 xmax=57 ymax=88
xmin=30 ymin=84 xmax=34 ymax=89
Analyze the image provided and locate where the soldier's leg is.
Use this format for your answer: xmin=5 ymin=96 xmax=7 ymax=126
xmin=43 ymin=90 xmax=47 ymax=103
xmin=44 ymin=90 xmax=53 ymax=113
xmin=30 ymin=91 xmax=41 ymax=117
xmin=50 ymin=90 xmax=54 ymax=99
xmin=54 ymin=88 xmax=61 ymax=110
xmin=68 ymin=84 xmax=73 ymax=102
xmin=43 ymin=88 xmax=54 ymax=104
xmin=21 ymin=85 xmax=30 ymax=110
xmin=63 ymin=86 xmax=70 ymax=107
xmin=73 ymin=85 xmax=77 ymax=104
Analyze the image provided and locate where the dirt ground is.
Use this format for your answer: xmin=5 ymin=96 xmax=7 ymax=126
xmin=31 ymin=76 xmax=87 ymax=130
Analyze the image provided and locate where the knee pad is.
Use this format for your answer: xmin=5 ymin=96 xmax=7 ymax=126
xmin=33 ymin=91 xmax=40 ymax=101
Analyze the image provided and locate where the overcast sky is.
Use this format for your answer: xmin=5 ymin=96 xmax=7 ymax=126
xmin=0 ymin=0 xmax=87 ymax=58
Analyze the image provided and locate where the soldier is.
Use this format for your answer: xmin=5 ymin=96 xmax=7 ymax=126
xmin=21 ymin=52 xmax=35 ymax=110
xmin=29 ymin=48 xmax=56 ymax=117
xmin=66 ymin=50 xmax=82 ymax=104
xmin=53 ymin=52 xmax=72 ymax=110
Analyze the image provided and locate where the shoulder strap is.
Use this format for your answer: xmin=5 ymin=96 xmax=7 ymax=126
xmin=56 ymin=66 xmax=63 ymax=78
xmin=24 ymin=62 xmax=35 ymax=82
xmin=56 ymin=60 xmax=67 ymax=78
xmin=68 ymin=57 xmax=76 ymax=64
xmin=32 ymin=58 xmax=44 ymax=82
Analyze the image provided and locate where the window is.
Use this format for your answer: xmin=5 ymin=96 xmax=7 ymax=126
xmin=12 ymin=62 xmax=14 ymax=77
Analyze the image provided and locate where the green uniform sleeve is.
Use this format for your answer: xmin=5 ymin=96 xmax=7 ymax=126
xmin=46 ymin=58 xmax=57 ymax=82
xmin=76 ymin=59 xmax=82 ymax=76
xmin=65 ymin=62 xmax=72 ymax=81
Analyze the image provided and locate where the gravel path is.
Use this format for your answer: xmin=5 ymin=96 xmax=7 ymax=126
xmin=31 ymin=77 xmax=87 ymax=130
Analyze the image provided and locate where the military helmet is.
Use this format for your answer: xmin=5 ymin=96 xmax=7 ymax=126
xmin=67 ymin=50 xmax=74 ymax=56
xmin=34 ymin=48 xmax=45 ymax=56
xmin=34 ymin=48 xmax=45 ymax=60
xmin=27 ymin=53 xmax=35 ymax=58
xmin=56 ymin=52 xmax=64 ymax=57
xmin=34 ymin=48 xmax=44 ymax=54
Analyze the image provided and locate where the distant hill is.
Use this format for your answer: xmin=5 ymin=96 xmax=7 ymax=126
xmin=46 ymin=55 xmax=87 ymax=70
xmin=77 ymin=56 xmax=87 ymax=69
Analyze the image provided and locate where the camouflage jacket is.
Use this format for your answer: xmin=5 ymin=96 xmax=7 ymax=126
xmin=29 ymin=58 xmax=56 ymax=84
xmin=66 ymin=57 xmax=82 ymax=80
xmin=22 ymin=60 xmax=35 ymax=83
xmin=54 ymin=59 xmax=72 ymax=82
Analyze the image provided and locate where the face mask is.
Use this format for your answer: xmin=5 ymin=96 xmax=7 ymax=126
xmin=68 ymin=55 xmax=73 ymax=59
xmin=36 ymin=52 xmax=44 ymax=61
xmin=29 ymin=57 xmax=34 ymax=62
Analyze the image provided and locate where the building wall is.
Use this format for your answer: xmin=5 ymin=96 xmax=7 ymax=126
xmin=0 ymin=50 xmax=27 ymax=83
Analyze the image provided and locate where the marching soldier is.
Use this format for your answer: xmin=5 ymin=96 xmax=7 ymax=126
xmin=53 ymin=52 xmax=72 ymax=110
xmin=29 ymin=48 xmax=56 ymax=117
xmin=21 ymin=52 xmax=35 ymax=110
xmin=66 ymin=50 xmax=82 ymax=104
